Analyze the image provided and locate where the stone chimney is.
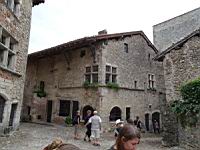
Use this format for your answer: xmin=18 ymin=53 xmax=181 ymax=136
xmin=98 ymin=29 xmax=107 ymax=35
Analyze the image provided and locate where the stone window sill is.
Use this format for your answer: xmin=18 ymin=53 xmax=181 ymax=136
xmin=0 ymin=65 xmax=21 ymax=77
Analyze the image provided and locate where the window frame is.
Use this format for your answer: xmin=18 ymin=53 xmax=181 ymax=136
xmin=124 ymin=43 xmax=128 ymax=53
xmin=0 ymin=26 xmax=17 ymax=71
xmin=105 ymin=64 xmax=118 ymax=84
xmin=84 ymin=65 xmax=99 ymax=83
xmin=148 ymin=74 xmax=155 ymax=88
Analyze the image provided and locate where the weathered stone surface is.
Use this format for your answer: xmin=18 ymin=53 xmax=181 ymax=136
xmin=0 ymin=1 xmax=33 ymax=135
xmin=162 ymin=35 xmax=200 ymax=149
xmin=153 ymin=7 xmax=200 ymax=52
xmin=23 ymin=33 xmax=165 ymax=130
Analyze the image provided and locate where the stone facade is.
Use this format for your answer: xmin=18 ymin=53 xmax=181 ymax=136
xmin=23 ymin=31 xmax=165 ymax=131
xmin=0 ymin=0 xmax=43 ymax=135
xmin=155 ymin=33 xmax=200 ymax=149
xmin=153 ymin=7 xmax=200 ymax=52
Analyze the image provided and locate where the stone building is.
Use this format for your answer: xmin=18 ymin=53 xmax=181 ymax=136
xmin=154 ymin=29 xmax=200 ymax=149
xmin=153 ymin=7 xmax=200 ymax=52
xmin=0 ymin=0 xmax=44 ymax=135
xmin=23 ymin=30 xmax=165 ymax=130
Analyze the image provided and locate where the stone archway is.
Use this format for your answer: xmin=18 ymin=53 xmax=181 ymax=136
xmin=0 ymin=95 xmax=6 ymax=123
xmin=82 ymin=105 xmax=94 ymax=120
xmin=152 ymin=111 xmax=160 ymax=127
xmin=109 ymin=106 xmax=122 ymax=121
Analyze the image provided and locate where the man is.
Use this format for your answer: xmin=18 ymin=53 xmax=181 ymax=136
xmin=85 ymin=110 xmax=102 ymax=146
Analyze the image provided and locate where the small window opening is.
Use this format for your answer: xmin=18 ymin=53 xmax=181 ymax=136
xmin=124 ymin=43 xmax=128 ymax=53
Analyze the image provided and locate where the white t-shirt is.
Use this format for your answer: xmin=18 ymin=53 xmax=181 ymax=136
xmin=88 ymin=115 xmax=102 ymax=130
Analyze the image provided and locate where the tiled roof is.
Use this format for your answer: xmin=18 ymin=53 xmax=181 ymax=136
xmin=32 ymin=0 xmax=45 ymax=7
xmin=154 ymin=28 xmax=200 ymax=61
xmin=29 ymin=31 xmax=158 ymax=58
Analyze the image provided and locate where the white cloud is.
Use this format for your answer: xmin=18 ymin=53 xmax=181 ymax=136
xmin=29 ymin=0 xmax=200 ymax=53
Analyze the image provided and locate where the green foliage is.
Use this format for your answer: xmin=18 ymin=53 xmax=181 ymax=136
xmin=147 ymin=87 xmax=156 ymax=91
xmin=106 ymin=82 xmax=119 ymax=91
xmin=171 ymin=77 xmax=200 ymax=127
xmin=65 ymin=116 xmax=72 ymax=126
xmin=83 ymin=81 xmax=99 ymax=88
xmin=33 ymin=89 xmax=47 ymax=98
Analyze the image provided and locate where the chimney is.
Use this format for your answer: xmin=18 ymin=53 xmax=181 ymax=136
xmin=98 ymin=29 xmax=107 ymax=35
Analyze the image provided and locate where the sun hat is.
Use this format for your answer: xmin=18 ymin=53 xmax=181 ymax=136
xmin=115 ymin=119 xmax=124 ymax=125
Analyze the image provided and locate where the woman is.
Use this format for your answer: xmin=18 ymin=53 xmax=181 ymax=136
xmin=109 ymin=124 xmax=140 ymax=150
xmin=83 ymin=110 xmax=92 ymax=142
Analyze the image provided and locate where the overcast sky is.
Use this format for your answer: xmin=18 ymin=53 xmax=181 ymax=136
xmin=29 ymin=0 xmax=200 ymax=53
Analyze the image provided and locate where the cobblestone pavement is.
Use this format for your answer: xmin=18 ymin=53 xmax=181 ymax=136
xmin=0 ymin=123 xmax=184 ymax=150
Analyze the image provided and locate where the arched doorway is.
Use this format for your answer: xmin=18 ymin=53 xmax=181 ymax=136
xmin=152 ymin=112 xmax=160 ymax=127
xmin=0 ymin=95 xmax=6 ymax=123
xmin=82 ymin=105 xmax=94 ymax=120
xmin=145 ymin=113 xmax=150 ymax=131
xmin=109 ymin=106 xmax=122 ymax=121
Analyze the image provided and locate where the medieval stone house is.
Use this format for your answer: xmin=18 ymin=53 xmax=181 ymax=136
xmin=155 ymin=29 xmax=200 ymax=149
xmin=23 ymin=30 xmax=165 ymax=129
xmin=153 ymin=7 xmax=200 ymax=149
xmin=0 ymin=0 xmax=44 ymax=135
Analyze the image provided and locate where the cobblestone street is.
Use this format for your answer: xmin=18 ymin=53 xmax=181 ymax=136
xmin=0 ymin=123 xmax=184 ymax=150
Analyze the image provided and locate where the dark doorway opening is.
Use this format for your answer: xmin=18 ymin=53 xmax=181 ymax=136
xmin=9 ymin=103 xmax=18 ymax=126
xmin=0 ymin=96 xmax=6 ymax=123
xmin=82 ymin=105 xmax=94 ymax=120
xmin=126 ymin=107 xmax=131 ymax=120
xmin=109 ymin=106 xmax=122 ymax=121
xmin=145 ymin=113 xmax=150 ymax=131
xmin=72 ymin=101 xmax=79 ymax=118
xmin=152 ymin=112 xmax=160 ymax=127
xmin=47 ymin=100 xmax=52 ymax=122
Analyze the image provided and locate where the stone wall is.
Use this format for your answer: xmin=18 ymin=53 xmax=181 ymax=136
xmin=23 ymin=33 xmax=165 ymax=130
xmin=0 ymin=0 xmax=33 ymax=134
xmin=163 ymin=35 xmax=200 ymax=149
xmin=153 ymin=7 xmax=200 ymax=52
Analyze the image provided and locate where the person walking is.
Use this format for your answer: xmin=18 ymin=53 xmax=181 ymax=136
xmin=85 ymin=110 xmax=102 ymax=146
xmin=114 ymin=119 xmax=124 ymax=139
xmin=73 ymin=110 xmax=81 ymax=140
xmin=133 ymin=116 xmax=142 ymax=130
xmin=83 ymin=110 xmax=92 ymax=142
xmin=108 ymin=124 xmax=141 ymax=150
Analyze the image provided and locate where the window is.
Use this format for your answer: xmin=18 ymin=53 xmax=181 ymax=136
xmin=124 ymin=43 xmax=128 ymax=53
xmin=0 ymin=26 xmax=17 ymax=71
xmin=148 ymin=74 xmax=155 ymax=88
xmin=85 ymin=65 xmax=98 ymax=83
xmin=134 ymin=81 xmax=137 ymax=89
xmin=80 ymin=50 xmax=85 ymax=58
xmin=59 ymin=100 xmax=70 ymax=116
xmin=40 ymin=81 xmax=45 ymax=92
xmin=6 ymin=0 xmax=20 ymax=16
xmin=105 ymin=65 xmax=117 ymax=84
xmin=148 ymin=53 xmax=151 ymax=61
